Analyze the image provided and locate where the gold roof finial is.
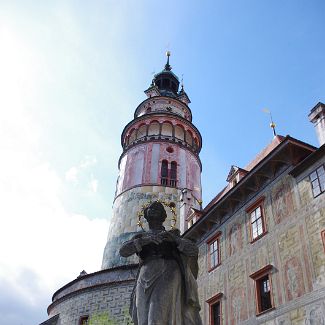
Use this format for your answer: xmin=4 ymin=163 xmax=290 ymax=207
xmin=165 ymin=51 xmax=172 ymax=71
xmin=263 ymin=108 xmax=277 ymax=137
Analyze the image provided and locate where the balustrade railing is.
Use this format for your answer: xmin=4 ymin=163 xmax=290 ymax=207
xmin=160 ymin=177 xmax=177 ymax=187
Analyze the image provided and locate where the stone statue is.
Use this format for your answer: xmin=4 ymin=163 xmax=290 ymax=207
xmin=120 ymin=201 xmax=202 ymax=325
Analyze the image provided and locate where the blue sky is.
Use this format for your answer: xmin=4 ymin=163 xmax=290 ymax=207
xmin=0 ymin=1 xmax=324 ymax=324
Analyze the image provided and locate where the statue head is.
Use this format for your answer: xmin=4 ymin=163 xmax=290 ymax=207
xmin=144 ymin=201 xmax=167 ymax=228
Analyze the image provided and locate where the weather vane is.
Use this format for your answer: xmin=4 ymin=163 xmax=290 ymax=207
xmin=263 ymin=108 xmax=277 ymax=137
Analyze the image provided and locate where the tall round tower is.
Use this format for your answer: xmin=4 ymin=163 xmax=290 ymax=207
xmin=102 ymin=53 xmax=202 ymax=269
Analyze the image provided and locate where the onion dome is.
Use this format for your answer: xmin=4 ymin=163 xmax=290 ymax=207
xmin=151 ymin=51 xmax=180 ymax=98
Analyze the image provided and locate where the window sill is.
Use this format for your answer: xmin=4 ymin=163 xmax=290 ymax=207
xmin=208 ymin=263 xmax=221 ymax=273
xmin=256 ymin=307 xmax=275 ymax=316
xmin=250 ymin=231 xmax=268 ymax=244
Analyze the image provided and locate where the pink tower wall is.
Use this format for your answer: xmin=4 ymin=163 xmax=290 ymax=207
xmin=116 ymin=141 xmax=201 ymax=201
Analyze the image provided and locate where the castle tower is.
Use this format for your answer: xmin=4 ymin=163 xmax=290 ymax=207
xmin=102 ymin=53 xmax=202 ymax=269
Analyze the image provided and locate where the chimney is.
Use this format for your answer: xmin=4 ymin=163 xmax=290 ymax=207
xmin=309 ymin=102 xmax=325 ymax=146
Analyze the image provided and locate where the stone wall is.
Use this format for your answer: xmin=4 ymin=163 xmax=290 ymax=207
xmin=48 ymin=266 xmax=137 ymax=325
xmin=102 ymin=185 xmax=182 ymax=269
xmin=197 ymin=159 xmax=325 ymax=324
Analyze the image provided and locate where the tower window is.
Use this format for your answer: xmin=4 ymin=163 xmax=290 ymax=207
xmin=170 ymin=161 xmax=177 ymax=187
xmin=160 ymin=160 xmax=177 ymax=187
xmin=162 ymin=78 xmax=169 ymax=88
xmin=310 ymin=165 xmax=325 ymax=197
xmin=161 ymin=160 xmax=168 ymax=186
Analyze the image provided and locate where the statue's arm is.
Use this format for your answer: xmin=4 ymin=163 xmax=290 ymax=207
xmin=177 ymin=237 xmax=198 ymax=257
xmin=119 ymin=235 xmax=143 ymax=257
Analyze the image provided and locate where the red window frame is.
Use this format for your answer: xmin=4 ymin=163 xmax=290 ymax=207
xmin=207 ymin=231 xmax=222 ymax=272
xmin=207 ymin=293 xmax=223 ymax=325
xmin=79 ymin=315 xmax=89 ymax=325
xmin=321 ymin=229 xmax=325 ymax=253
xmin=250 ymin=265 xmax=275 ymax=315
xmin=246 ymin=196 xmax=267 ymax=243
xmin=160 ymin=160 xmax=178 ymax=187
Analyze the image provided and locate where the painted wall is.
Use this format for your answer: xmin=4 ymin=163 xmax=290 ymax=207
xmin=135 ymin=97 xmax=191 ymax=120
xmin=196 ymin=157 xmax=325 ymax=324
xmin=115 ymin=142 xmax=201 ymax=200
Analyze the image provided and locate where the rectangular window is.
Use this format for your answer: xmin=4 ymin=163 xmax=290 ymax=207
xmin=246 ymin=197 xmax=267 ymax=242
xmin=250 ymin=265 xmax=274 ymax=315
xmin=257 ymin=275 xmax=272 ymax=312
xmin=207 ymin=232 xmax=221 ymax=271
xmin=207 ymin=293 xmax=223 ymax=325
xmin=209 ymin=240 xmax=219 ymax=268
xmin=250 ymin=206 xmax=264 ymax=240
xmin=79 ymin=316 xmax=89 ymax=325
xmin=310 ymin=165 xmax=325 ymax=197
xmin=212 ymin=301 xmax=221 ymax=325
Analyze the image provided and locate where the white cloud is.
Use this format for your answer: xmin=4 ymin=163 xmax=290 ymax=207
xmin=0 ymin=63 xmax=108 ymax=324
xmin=65 ymin=156 xmax=98 ymax=184
xmin=65 ymin=166 xmax=79 ymax=182
xmin=89 ymin=176 xmax=99 ymax=193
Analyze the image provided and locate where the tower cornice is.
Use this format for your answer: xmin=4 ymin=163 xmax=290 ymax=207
xmin=134 ymin=96 xmax=193 ymax=122
xmin=120 ymin=112 xmax=202 ymax=153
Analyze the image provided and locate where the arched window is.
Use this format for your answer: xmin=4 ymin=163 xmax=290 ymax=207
xmin=137 ymin=124 xmax=147 ymax=139
xmin=161 ymin=160 xmax=168 ymax=186
xmin=170 ymin=161 xmax=177 ymax=187
xmin=148 ymin=122 xmax=160 ymax=136
xmin=175 ymin=125 xmax=185 ymax=141
xmin=128 ymin=129 xmax=136 ymax=145
xmin=161 ymin=122 xmax=173 ymax=137
xmin=160 ymin=160 xmax=177 ymax=187
xmin=186 ymin=130 xmax=193 ymax=146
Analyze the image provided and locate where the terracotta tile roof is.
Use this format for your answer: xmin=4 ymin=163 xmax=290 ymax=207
xmin=244 ymin=135 xmax=285 ymax=171
xmin=203 ymin=184 xmax=230 ymax=212
xmin=203 ymin=135 xmax=285 ymax=211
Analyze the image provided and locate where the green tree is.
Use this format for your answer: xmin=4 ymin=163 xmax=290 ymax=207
xmin=88 ymin=312 xmax=117 ymax=325
xmin=122 ymin=307 xmax=134 ymax=325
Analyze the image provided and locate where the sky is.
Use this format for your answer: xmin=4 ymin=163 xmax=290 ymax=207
xmin=0 ymin=1 xmax=324 ymax=324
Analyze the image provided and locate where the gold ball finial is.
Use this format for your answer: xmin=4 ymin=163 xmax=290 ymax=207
xmin=166 ymin=50 xmax=171 ymax=57
xmin=270 ymin=122 xmax=276 ymax=129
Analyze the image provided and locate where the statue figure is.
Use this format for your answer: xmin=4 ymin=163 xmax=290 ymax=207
xmin=120 ymin=201 xmax=202 ymax=325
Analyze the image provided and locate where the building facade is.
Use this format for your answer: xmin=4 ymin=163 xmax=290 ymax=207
xmin=41 ymin=58 xmax=325 ymax=325
xmin=185 ymin=135 xmax=325 ymax=324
